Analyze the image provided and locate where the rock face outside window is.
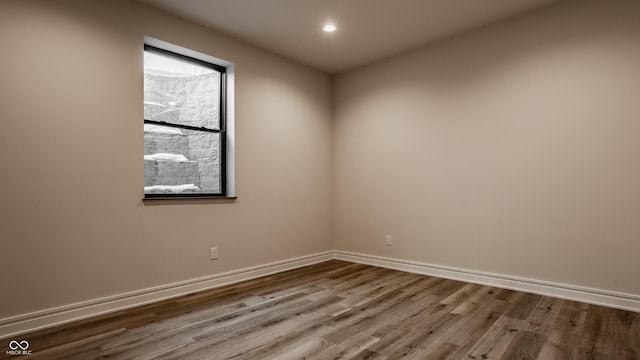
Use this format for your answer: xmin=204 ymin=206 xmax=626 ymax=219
xmin=143 ymin=50 xmax=221 ymax=195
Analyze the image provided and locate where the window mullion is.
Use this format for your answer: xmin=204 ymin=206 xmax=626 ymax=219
xmin=143 ymin=119 xmax=220 ymax=134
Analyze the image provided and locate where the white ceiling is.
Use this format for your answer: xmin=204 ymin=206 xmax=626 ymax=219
xmin=140 ymin=0 xmax=559 ymax=74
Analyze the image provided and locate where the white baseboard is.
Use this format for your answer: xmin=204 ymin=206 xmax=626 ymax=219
xmin=334 ymin=250 xmax=640 ymax=313
xmin=0 ymin=251 xmax=334 ymax=339
xmin=3 ymin=250 xmax=638 ymax=339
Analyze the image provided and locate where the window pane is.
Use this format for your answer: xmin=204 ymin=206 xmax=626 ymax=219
xmin=144 ymin=124 xmax=221 ymax=195
xmin=144 ymin=51 xmax=220 ymax=130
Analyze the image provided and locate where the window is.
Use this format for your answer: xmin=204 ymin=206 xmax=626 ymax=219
xmin=143 ymin=44 xmax=228 ymax=198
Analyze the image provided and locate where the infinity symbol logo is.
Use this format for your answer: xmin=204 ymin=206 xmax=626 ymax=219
xmin=8 ymin=340 xmax=29 ymax=350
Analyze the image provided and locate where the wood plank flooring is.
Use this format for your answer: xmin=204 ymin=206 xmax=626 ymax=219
xmin=1 ymin=260 xmax=638 ymax=359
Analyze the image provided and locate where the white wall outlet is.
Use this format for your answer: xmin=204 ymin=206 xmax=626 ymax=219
xmin=385 ymin=235 xmax=392 ymax=246
xmin=210 ymin=247 xmax=218 ymax=260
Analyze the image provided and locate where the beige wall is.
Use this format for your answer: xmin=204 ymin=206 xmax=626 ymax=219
xmin=0 ymin=0 xmax=333 ymax=318
xmin=2 ymin=0 xmax=640 ymax=322
xmin=334 ymin=0 xmax=640 ymax=295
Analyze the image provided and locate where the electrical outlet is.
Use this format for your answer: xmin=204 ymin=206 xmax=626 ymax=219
xmin=385 ymin=235 xmax=392 ymax=246
xmin=210 ymin=247 xmax=218 ymax=260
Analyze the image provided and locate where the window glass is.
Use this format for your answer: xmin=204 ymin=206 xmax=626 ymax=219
xmin=143 ymin=47 xmax=225 ymax=197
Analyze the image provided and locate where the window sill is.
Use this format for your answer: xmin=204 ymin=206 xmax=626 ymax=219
xmin=143 ymin=196 xmax=237 ymax=204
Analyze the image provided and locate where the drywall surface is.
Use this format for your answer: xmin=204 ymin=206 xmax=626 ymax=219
xmin=0 ymin=0 xmax=333 ymax=318
xmin=333 ymin=0 xmax=640 ymax=295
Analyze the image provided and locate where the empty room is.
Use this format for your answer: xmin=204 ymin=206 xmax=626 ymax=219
xmin=1 ymin=0 xmax=639 ymax=359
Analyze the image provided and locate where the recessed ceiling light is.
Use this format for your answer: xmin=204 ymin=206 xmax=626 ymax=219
xmin=323 ymin=24 xmax=337 ymax=33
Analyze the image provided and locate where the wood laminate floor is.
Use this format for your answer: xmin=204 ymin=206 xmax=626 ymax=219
xmin=1 ymin=260 xmax=638 ymax=359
